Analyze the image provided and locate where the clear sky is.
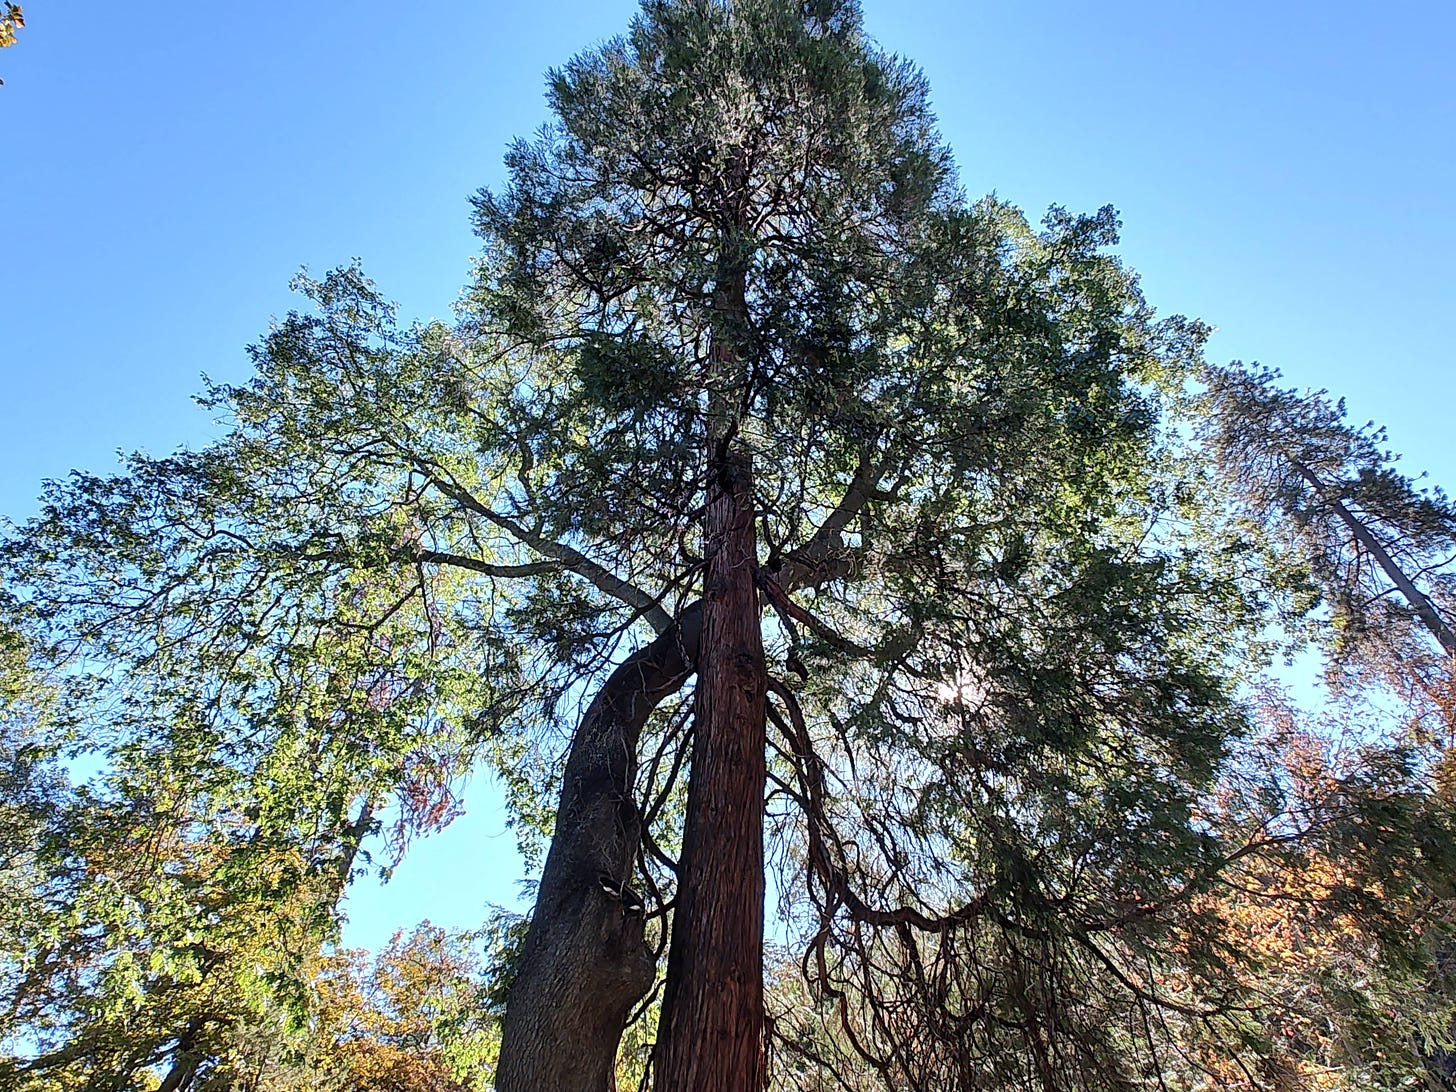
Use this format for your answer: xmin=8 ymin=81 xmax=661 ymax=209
xmin=3 ymin=1 xmax=1453 ymax=951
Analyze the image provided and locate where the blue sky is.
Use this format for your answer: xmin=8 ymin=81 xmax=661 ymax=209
xmin=3 ymin=1 xmax=1453 ymax=950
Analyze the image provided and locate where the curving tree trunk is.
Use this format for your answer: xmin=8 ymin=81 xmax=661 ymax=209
xmin=495 ymin=605 xmax=702 ymax=1092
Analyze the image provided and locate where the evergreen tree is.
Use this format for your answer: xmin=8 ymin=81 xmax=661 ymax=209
xmin=1179 ymin=359 xmax=1456 ymax=1088
xmin=1199 ymin=360 xmax=1456 ymax=671
xmin=5 ymin=2 xmax=1450 ymax=1090
xmin=470 ymin=2 xmax=1258 ymax=1084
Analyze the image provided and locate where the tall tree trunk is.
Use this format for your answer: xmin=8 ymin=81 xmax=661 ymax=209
xmin=1287 ymin=456 xmax=1456 ymax=655
xmin=654 ymin=232 xmax=769 ymax=1089
xmin=496 ymin=607 xmax=701 ymax=1092
xmin=653 ymin=451 xmax=767 ymax=1092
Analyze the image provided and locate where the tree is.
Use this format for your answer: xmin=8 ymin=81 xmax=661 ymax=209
xmin=467 ymin=2 xmax=1261 ymax=1085
xmin=248 ymin=923 xmax=500 ymax=1091
xmin=4 ymin=2 xmax=1450 ymax=1090
xmin=0 ymin=3 xmax=23 ymax=85
xmin=1198 ymin=360 xmax=1456 ymax=674
xmin=0 ymin=753 xmax=367 ymax=1089
xmin=1213 ymin=704 xmax=1456 ymax=1090
xmin=1196 ymin=360 xmax=1456 ymax=1089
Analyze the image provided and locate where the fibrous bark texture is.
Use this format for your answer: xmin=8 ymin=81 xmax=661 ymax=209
xmin=653 ymin=451 xmax=768 ymax=1091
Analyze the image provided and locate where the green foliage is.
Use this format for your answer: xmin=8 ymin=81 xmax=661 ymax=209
xmin=465 ymin=1 xmax=1278 ymax=1084
xmin=1 ymin=2 xmax=1452 ymax=1089
xmin=0 ymin=267 xmax=543 ymax=1088
xmin=1197 ymin=360 xmax=1456 ymax=675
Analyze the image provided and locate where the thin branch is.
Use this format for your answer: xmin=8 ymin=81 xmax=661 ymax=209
xmin=414 ymin=548 xmax=559 ymax=579
xmin=426 ymin=472 xmax=674 ymax=634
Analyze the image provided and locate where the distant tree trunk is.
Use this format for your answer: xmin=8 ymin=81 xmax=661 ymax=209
xmin=155 ymin=1018 xmax=205 ymax=1092
xmin=496 ymin=606 xmax=702 ymax=1092
xmin=1286 ymin=455 xmax=1456 ymax=656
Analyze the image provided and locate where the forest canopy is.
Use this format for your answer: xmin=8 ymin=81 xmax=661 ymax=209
xmin=3 ymin=1 xmax=1454 ymax=1090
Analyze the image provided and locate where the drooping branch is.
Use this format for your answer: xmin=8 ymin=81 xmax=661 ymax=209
xmin=766 ymin=677 xmax=990 ymax=938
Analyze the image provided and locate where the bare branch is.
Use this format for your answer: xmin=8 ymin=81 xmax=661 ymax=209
xmin=426 ymin=472 xmax=675 ymax=634
xmin=414 ymin=548 xmax=559 ymax=579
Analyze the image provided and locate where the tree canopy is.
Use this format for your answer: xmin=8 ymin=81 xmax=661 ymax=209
xmin=3 ymin=1 xmax=1455 ymax=1090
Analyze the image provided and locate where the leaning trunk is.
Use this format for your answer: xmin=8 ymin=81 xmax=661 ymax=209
xmin=1287 ymin=455 xmax=1456 ymax=655
xmin=496 ymin=607 xmax=702 ymax=1092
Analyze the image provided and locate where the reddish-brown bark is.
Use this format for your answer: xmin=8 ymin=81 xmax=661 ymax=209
xmin=653 ymin=447 xmax=767 ymax=1092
